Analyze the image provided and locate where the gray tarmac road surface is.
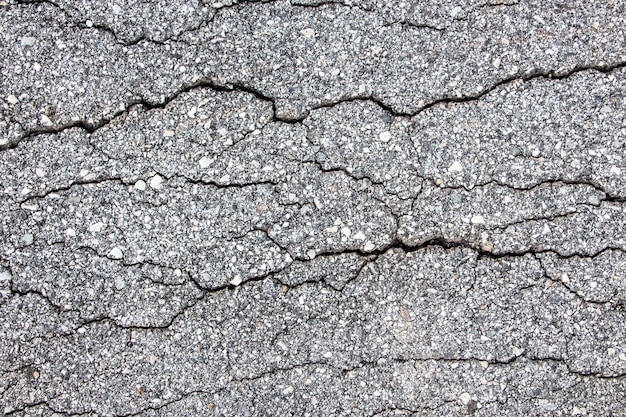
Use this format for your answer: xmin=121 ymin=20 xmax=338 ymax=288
xmin=1 ymin=0 xmax=626 ymax=415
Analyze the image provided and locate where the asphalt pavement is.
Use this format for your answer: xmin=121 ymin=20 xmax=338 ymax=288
xmin=1 ymin=0 xmax=626 ymax=415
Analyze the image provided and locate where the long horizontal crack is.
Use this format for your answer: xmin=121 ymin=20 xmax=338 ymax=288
xmin=8 ymin=236 xmax=620 ymax=332
xmin=419 ymin=177 xmax=625 ymax=203
xmin=12 ymin=0 xmax=280 ymax=46
xmin=21 ymin=355 xmax=623 ymax=417
xmin=4 ymin=61 xmax=626 ymax=155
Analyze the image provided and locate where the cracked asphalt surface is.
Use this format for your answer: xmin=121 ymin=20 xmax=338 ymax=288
xmin=1 ymin=0 xmax=626 ymax=415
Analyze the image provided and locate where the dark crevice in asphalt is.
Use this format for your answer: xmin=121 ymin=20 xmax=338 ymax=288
xmin=489 ymin=209 xmax=583 ymax=232
xmin=2 ymin=78 xmax=280 ymax=152
xmin=8 ymin=233 xmax=622 ymax=340
xmin=430 ymin=60 xmax=626 ymax=110
xmin=4 ymin=400 xmax=93 ymax=417
xmin=167 ymin=173 xmax=278 ymax=190
xmin=115 ymin=390 xmax=213 ymax=417
xmin=75 ymin=293 xmax=206 ymax=332
xmin=279 ymin=254 xmax=377 ymax=293
xmin=525 ymin=354 xmax=626 ymax=380
xmin=5 ymin=260 xmax=83 ymax=325
xmin=382 ymin=20 xmax=445 ymax=32
xmin=367 ymin=407 xmax=421 ymax=417
xmin=295 ymin=234 xmax=625 ymax=262
xmin=15 ymin=172 xmax=280 ymax=205
xmin=308 ymin=60 xmax=626 ymax=120
xmin=419 ymin=177 xmax=625 ymax=203
xmin=11 ymin=157 xmax=626 ymax=209
xmin=306 ymin=159 xmax=387 ymax=187
xmin=535 ymin=255 xmax=620 ymax=306
xmin=110 ymin=355 xmax=615 ymax=417
xmin=12 ymin=0 xmax=276 ymax=47
xmin=291 ymin=0 xmax=447 ymax=33
xmin=290 ymin=0 xmax=378 ymax=16
xmin=3 ymin=400 xmax=50 ymax=417
xmin=4 ymin=305 xmax=624 ymax=416
xmin=17 ymin=177 xmax=128 ymax=204
xmin=74 ymin=245 xmax=199 ymax=289
xmin=478 ymin=0 xmax=521 ymax=9
xmin=4 ymin=61 xmax=626 ymax=155
xmin=14 ymin=0 xmax=141 ymax=46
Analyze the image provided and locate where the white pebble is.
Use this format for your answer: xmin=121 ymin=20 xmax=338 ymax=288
xmin=149 ymin=175 xmax=164 ymax=189
xmin=134 ymin=180 xmax=146 ymax=191
xmin=199 ymin=156 xmax=212 ymax=169
xmin=470 ymin=215 xmax=485 ymax=225
xmin=307 ymin=249 xmax=316 ymax=259
xmin=230 ymin=276 xmax=243 ymax=286
xmin=114 ymin=276 xmax=126 ymax=290
xmin=450 ymin=6 xmax=462 ymax=17
xmin=89 ymin=222 xmax=105 ymax=232
xmin=353 ymin=231 xmax=366 ymax=240
xmin=22 ymin=234 xmax=34 ymax=245
xmin=162 ymin=129 xmax=175 ymax=137
xmin=512 ymin=346 xmax=525 ymax=356
xmin=460 ymin=392 xmax=472 ymax=405
xmin=6 ymin=95 xmax=18 ymax=105
xmin=108 ymin=247 xmax=123 ymax=260
xmin=341 ymin=227 xmax=351 ymax=237
xmin=0 ymin=270 xmax=11 ymax=282
xmin=21 ymin=36 xmax=36 ymax=46
xmin=363 ymin=242 xmax=376 ymax=252
xmin=447 ymin=161 xmax=463 ymax=172
xmin=300 ymin=28 xmax=315 ymax=38
xmin=40 ymin=115 xmax=53 ymax=126
xmin=379 ymin=131 xmax=391 ymax=142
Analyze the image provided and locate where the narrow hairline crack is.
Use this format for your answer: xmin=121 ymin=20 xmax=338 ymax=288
xmin=12 ymin=0 xmax=281 ymax=46
xmin=23 ymin=355 xmax=624 ymax=417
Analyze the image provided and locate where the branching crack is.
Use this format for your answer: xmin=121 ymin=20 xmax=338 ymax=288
xmin=5 ymin=61 xmax=625 ymax=157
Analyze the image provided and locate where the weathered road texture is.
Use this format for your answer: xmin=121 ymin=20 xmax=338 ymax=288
xmin=1 ymin=0 xmax=626 ymax=416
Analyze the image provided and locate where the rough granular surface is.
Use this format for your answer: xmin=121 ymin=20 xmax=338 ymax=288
xmin=1 ymin=0 xmax=626 ymax=416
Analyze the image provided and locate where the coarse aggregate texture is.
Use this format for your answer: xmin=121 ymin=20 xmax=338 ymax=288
xmin=1 ymin=0 xmax=626 ymax=416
